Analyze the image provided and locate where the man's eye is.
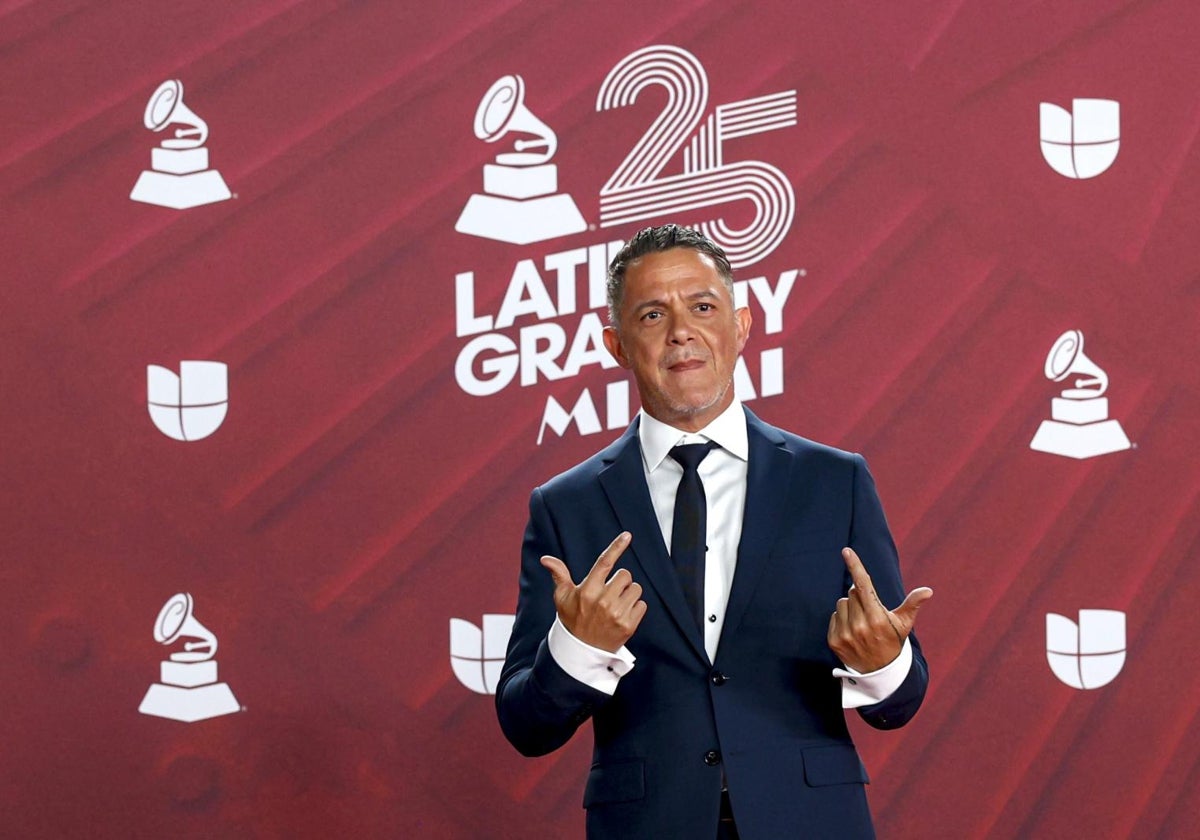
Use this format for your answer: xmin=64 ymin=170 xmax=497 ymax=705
xmin=643 ymin=311 xmax=662 ymax=321
xmin=696 ymin=303 xmax=713 ymax=312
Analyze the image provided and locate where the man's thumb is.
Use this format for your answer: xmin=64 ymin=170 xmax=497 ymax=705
xmin=540 ymin=555 xmax=573 ymax=590
xmin=893 ymin=586 xmax=933 ymax=630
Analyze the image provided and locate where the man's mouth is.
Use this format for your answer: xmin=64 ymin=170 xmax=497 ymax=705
xmin=668 ymin=358 xmax=707 ymax=372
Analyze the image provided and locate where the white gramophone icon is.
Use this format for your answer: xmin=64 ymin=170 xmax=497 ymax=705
xmin=138 ymin=593 xmax=240 ymax=722
xmin=130 ymin=80 xmax=232 ymax=209
xmin=455 ymin=74 xmax=587 ymax=244
xmin=1029 ymin=329 xmax=1131 ymax=459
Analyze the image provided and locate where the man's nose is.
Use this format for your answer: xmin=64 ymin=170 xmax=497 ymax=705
xmin=667 ymin=313 xmax=695 ymax=344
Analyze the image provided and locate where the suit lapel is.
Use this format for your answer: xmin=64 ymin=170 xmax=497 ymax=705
xmin=719 ymin=409 xmax=793 ymax=646
xmin=599 ymin=420 xmax=709 ymax=664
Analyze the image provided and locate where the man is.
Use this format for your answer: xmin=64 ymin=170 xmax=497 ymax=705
xmin=496 ymin=225 xmax=932 ymax=839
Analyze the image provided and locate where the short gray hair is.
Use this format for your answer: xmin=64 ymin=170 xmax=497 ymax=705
xmin=606 ymin=224 xmax=735 ymax=327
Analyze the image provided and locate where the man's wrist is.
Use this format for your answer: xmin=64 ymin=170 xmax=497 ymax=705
xmin=833 ymin=637 xmax=913 ymax=708
xmin=547 ymin=616 xmax=635 ymax=695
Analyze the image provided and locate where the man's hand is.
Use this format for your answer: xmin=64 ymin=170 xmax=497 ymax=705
xmin=540 ymin=532 xmax=646 ymax=654
xmin=827 ymin=547 xmax=933 ymax=673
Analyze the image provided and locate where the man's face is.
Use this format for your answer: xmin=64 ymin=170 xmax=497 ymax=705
xmin=603 ymin=248 xmax=752 ymax=432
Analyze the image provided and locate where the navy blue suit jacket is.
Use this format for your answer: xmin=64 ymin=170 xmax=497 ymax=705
xmin=496 ymin=408 xmax=928 ymax=839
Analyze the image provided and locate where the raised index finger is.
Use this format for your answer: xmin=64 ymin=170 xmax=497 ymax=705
xmin=582 ymin=532 xmax=632 ymax=591
xmin=841 ymin=547 xmax=876 ymax=596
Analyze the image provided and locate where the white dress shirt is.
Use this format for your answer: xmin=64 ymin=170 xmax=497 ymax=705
xmin=547 ymin=399 xmax=911 ymax=707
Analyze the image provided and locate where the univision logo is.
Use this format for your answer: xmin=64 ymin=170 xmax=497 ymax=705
xmin=449 ymin=614 xmax=514 ymax=694
xmin=147 ymin=361 xmax=228 ymax=441
xmin=1039 ymin=99 xmax=1120 ymax=179
xmin=1046 ymin=609 xmax=1126 ymax=690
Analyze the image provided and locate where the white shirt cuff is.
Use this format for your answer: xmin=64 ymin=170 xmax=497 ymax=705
xmin=547 ymin=617 xmax=636 ymax=696
xmin=833 ymin=637 xmax=913 ymax=709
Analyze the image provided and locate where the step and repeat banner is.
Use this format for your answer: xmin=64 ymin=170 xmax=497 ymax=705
xmin=3 ymin=1 xmax=1199 ymax=837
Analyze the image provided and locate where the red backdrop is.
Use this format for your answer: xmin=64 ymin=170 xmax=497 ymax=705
xmin=3 ymin=1 xmax=1199 ymax=837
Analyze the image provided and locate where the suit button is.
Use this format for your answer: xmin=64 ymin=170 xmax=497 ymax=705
xmin=711 ymin=672 xmax=728 ymax=686
xmin=704 ymin=750 xmax=721 ymax=766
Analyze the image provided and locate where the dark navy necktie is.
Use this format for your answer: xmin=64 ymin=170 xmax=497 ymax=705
xmin=669 ymin=442 xmax=718 ymax=631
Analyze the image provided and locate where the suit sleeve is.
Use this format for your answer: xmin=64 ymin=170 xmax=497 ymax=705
xmin=847 ymin=454 xmax=929 ymax=730
xmin=494 ymin=486 xmax=614 ymax=756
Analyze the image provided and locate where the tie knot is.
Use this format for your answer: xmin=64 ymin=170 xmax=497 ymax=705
xmin=669 ymin=441 xmax=717 ymax=473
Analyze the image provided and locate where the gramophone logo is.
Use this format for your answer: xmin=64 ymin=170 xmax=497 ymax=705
xmin=130 ymin=80 xmax=233 ymax=209
xmin=1046 ymin=609 xmax=1126 ymax=690
xmin=1029 ymin=330 xmax=1131 ymax=459
xmin=138 ymin=593 xmax=241 ymax=722
xmin=1040 ymin=99 xmax=1120 ymax=179
xmin=449 ymin=614 xmax=514 ymax=694
xmin=147 ymin=361 xmax=228 ymax=442
xmin=455 ymin=75 xmax=587 ymax=245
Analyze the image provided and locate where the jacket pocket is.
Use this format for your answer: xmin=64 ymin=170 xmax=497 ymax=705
xmin=801 ymin=744 xmax=869 ymax=787
xmin=583 ymin=759 xmax=646 ymax=807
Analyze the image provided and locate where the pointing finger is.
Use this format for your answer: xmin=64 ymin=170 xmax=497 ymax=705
xmin=582 ymin=532 xmax=632 ymax=591
xmin=842 ymin=547 xmax=876 ymax=595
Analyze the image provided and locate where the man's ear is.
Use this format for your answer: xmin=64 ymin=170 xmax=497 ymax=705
xmin=735 ymin=307 xmax=752 ymax=354
xmin=603 ymin=325 xmax=632 ymax=369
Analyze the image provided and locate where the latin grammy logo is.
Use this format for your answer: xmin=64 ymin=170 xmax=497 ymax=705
xmin=1029 ymin=329 xmax=1131 ymax=459
xmin=130 ymin=80 xmax=233 ymax=209
xmin=138 ymin=593 xmax=240 ymax=722
xmin=455 ymin=74 xmax=587 ymax=245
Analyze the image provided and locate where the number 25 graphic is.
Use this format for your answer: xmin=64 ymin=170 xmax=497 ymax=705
xmin=596 ymin=45 xmax=797 ymax=269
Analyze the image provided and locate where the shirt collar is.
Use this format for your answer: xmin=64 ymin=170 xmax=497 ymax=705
xmin=638 ymin=399 xmax=749 ymax=472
